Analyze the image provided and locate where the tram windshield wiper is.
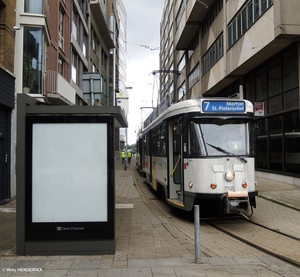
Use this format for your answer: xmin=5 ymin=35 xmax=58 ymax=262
xmin=206 ymin=143 xmax=247 ymax=163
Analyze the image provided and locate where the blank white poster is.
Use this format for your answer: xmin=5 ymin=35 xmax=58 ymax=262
xmin=32 ymin=123 xmax=108 ymax=222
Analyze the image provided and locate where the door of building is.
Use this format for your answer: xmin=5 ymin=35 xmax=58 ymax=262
xmin=0 ymin=108 xmax=10 ymax=204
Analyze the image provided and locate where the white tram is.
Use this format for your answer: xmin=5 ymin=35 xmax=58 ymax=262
xmin=136 ymin=97 xmax=258 ymax=218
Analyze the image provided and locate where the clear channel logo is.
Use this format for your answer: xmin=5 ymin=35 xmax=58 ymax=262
xmin=56 ymin=226 xmax=84 ymax=231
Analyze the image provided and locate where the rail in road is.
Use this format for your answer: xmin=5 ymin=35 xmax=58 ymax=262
xmin=205 ymin=218 xmax=300 ymax=267
xmin=134 ymin=169 xmax=300 ymax=268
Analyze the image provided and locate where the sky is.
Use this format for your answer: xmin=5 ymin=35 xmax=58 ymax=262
xmin=122 ymin=0 xmax=165 ymax=145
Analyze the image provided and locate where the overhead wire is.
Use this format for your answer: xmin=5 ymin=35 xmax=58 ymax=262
xmin=125 ymin=41 xmax=160 ymax=51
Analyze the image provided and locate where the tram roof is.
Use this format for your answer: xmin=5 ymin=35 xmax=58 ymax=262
xmin=142 ymin=98 xmax=254 ymax=133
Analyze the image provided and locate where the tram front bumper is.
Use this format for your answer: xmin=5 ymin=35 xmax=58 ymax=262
xmin=224 ymin=191 xmax=250 ymax=214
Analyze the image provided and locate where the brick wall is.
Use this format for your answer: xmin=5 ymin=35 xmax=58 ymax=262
xmin=46 ymin=0 xmax=71 ymax=80
xmin=0 ymin=0 xmax=16 ymax=72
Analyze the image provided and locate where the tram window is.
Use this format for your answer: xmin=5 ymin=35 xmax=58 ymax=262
xmin=152 ymin=127 xmax=160 ymax=155
xmin=172 ymin=124 xmax=181 ymax=153
xmin=144 ymin=133 xmax=149 ymax=155
xmin=161 ymin=123 xmax=166 ymax=156
xmin=188 ymin=121 xmax=206 ymax=156
xmin=189 ymin=119 xmax=252 ymax=156
xmin=151 ymin=124 xmax=167 ymax=156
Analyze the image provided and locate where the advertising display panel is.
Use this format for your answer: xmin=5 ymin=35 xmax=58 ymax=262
xmin=16 ymin=94 xmax=127 ymax=255
xmin=25 ymin=116 xmax=114 ymax=241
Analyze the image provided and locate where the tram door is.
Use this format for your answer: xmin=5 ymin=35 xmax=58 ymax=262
xmin=168 ymin=121 xmax=183 ymax=203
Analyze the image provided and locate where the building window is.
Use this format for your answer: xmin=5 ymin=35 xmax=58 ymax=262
xmin=175 ymin=0 xmax=185 ymax=29
xmin=91 ymin=28 xmax=96 ymax=51
xmin=228 ymin=0 xmax=274 ymax=48
xmin=91 ymin=28 xmax=100 ymax=57
xmin=283 ymin=47 xmax=298 ymax=92
xmin=178 ymin=81 xmax=185 ymax=100
xmin=58 ymin=57 xmax=64 ymax=75
xmin=59 ymin=8 xmax=64 ymax=50
xmin=202 ymin=0 xmax=223 ymax=38
xmin=24 ymin=0 xmax=44 ymax=14
xmin=284 ymin=110 xmax=300 ymax=174
xmin=255 ymin=66 xmax=267 ymax=101
xmin=188 ymin=64 xmax=200 ymax=90
xmin=255 ymin=117 xmax=268 ymax=169
xmin=102 ymin=50 xmax=108 ymax=70
xmin=188 ymin=34 xmax=199 ymax=59
xmin=269 ymin=115 xmax=283 ymax=171
xmin=72 ymin=8 xmax=79 ymax=40
xmin=177 ymin=55 xmax=185 ymax=73
xmin=23 ymin=27 xmax=43 ymax=94
xmin=268 ymin=57 xmax=282 ymax=97
xmin=71 ymin=53 xmax=77 ymax=83
xmin=202 ymin=35 xmax=224 ymax=75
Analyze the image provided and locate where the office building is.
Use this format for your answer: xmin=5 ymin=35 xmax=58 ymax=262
xmin=160 ymin=0 xmax=300 ymax=183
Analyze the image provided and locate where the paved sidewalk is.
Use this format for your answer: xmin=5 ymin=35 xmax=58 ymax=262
xmin=256 ymin=176 xmax=300 ymax=211
xmin=0 ymin=160 xmax=300 ymax=276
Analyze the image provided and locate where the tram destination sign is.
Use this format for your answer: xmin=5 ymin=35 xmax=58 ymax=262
xmin=202 ymin=100 xmax=245 ymax=113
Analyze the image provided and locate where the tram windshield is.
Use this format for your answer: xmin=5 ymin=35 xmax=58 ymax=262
xmin=188 ymin=118 xmax=253 ymax=157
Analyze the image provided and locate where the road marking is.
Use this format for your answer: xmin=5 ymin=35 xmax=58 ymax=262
xmin=116 ymin=204 xmax=134 ymax=209
xmin=0 ymin=208 xmax=16 ymax=213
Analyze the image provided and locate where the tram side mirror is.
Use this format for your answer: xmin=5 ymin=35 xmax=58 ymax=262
xmin=176 ymin=123 xmax=182 ymax=135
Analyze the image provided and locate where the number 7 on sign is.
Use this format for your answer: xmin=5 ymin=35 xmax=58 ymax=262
xmin=204 ymin=101 xmax=210 ymax=111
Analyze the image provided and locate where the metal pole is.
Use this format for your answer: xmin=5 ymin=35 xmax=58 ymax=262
xmin=194 ymin=205 xmax=201 ymax=263
xmin=125 ymin=127 xmax=128 ymax=170
xmin=90 ymin=77 xmax=94 ymax=106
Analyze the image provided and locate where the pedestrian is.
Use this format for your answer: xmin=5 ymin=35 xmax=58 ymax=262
xmin=127 ymin=150 xmax=132 ymax=164
xmin=121 ymin=150 xmax=126 ymax=164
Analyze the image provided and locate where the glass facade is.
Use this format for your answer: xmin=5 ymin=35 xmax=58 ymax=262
xmin=245 ymin=45 xmax=300 ymax=176
xmin=23 ymin=27 xmax=43 ymax=94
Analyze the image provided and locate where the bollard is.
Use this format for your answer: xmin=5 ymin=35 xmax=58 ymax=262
xmin=194 ymin=205 xmax=201 ymax=263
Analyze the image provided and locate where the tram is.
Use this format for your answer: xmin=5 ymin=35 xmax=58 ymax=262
xmin=136 ymin=96 xmax=258 ymax=218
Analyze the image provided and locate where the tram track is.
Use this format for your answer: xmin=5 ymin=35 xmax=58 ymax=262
xmin=204 ymin=217 xmax=300 ymax=267
xmin=134 ymin=173 xmax=300 ymax=267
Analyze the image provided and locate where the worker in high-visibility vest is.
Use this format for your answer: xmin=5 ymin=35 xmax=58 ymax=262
xmin=127 ymin=150 xmax=132 ymax=164
xmin=121 ymin=150 xmax=126 ymax=164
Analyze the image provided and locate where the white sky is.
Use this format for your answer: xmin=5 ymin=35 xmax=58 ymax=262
xmin=122 ymin=0 xmax=165 ymax=145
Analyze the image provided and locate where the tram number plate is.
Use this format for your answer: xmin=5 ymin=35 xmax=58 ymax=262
xmin=224 ymin=186 xmax=235 ymax=191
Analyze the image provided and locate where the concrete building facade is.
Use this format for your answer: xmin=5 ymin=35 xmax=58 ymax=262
xmin=160 ymin=0 xmax=300 ymax=184
xmin=115 ymin=0 xmax=128 ymax=149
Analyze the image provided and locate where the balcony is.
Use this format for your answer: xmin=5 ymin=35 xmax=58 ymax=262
xmin=175 ymin=0 xmax=214 ymax=50
xmin=45 ymin=70 xmax=75 ymax=105
xmin=90 ymin=1 xmax=114 ymax=49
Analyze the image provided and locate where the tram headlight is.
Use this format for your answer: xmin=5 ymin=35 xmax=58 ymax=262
xmin=224 ymin=171 xmax=235 ymax=181
xmin=188 ymin=182 xmax=193 ymax=188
